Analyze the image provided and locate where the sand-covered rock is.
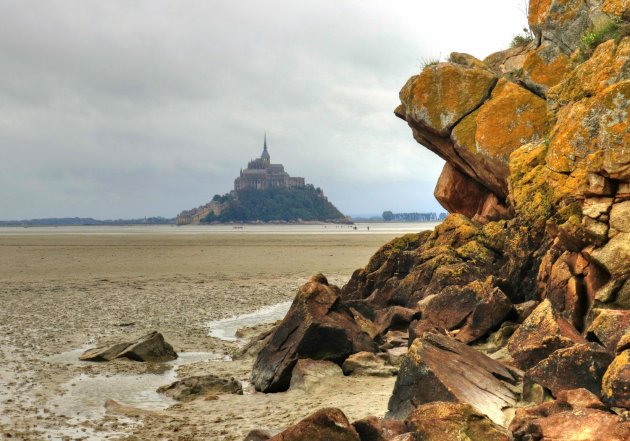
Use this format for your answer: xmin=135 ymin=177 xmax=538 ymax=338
xmin=79 ymin=331 xmax=177 ymax=363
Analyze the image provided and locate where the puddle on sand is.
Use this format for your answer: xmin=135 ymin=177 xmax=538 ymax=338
xmin=207 ymin=301 xmax=292 ymax=341
xmin=46 ymin=351 xmax=231 ymax=422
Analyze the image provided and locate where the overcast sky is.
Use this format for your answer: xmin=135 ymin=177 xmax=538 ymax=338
xmin=0 ymin=0 xmax=528 ymax=219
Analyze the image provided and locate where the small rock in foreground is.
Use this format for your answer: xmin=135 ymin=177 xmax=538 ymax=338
xmin=79 ymin=331 xmax=177 ymax=363
xmin=157 ymin=374 xmax=242 ymax=402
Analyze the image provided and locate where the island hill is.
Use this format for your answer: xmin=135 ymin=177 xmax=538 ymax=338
xmin=176 ymin=136 xmax=347 ymax=224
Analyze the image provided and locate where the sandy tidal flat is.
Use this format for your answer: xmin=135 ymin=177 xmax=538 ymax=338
xmin=0 ymin=225 xmax=434 ymax=440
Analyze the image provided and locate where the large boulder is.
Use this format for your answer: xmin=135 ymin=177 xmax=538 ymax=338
xmin=268 ymin=408 xmax=360 ymax=441
xmin=386 ymin=333 xmax=521 ymax=425
xmin=252 ymin=279 xmax=376 ymax=392
xmin=79 ymin=331 xmax=177 ymax=363
xmin=405 ymin=402 xmax=511 ymax=441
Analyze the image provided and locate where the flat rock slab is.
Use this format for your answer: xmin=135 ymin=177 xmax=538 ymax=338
xmin=289 ymin=359 xmax=343 ymax=392
xmin=157 ymin=374 xmax=242 ymax=402
xmin=79 ymin=331 xmax=177 ymax=363
xmin=386 ymin=333 xmax=521 ymax=425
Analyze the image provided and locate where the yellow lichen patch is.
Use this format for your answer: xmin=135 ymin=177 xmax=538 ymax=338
xmin=602 ymin=349 xmax=630 ymax=407
xmin=455 ymin=240 xmax=494 ymax=265
xmin=475 ymin=79 xmax=549 ymax=160
xmin=602 ymin=0 xmax=630 ymax=16
xmin=549 ymin=37 xmax=630 ymax=107
xmin=547 ymin=80 xmax=630 ymax=179
xmin=529 ymin=0 xmax=554 ymax=28
xmin=523 ymin=41 xmax=571 ymax=91
xmin=451 ymin=109 xmax=479 ymax=154
xmin=399 ymin=63 xmax=496 ymax=136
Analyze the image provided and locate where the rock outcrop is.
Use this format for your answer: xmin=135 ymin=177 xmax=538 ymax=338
xmin=157 ymin=374 xmax=242 ymax=401
xmin=249 ymin=0 xmax=630 ymax=437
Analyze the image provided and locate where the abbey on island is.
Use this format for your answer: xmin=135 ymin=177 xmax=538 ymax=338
xmin=176 ymin=136 xmax=307 ymax=225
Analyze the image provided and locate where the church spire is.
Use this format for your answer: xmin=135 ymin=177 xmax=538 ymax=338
xmin=261 ymin=133 xmax=270 ymax=161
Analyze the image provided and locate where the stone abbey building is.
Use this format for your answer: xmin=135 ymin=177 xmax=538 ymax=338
xmin=234 ymin=135 xmax=305 ymax=191
xmin=176 ymin=136 xmax=306 ymax=225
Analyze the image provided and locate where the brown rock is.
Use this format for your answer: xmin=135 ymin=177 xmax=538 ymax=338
xmin=407 ymin=319 xmax=445 ymax=345
xmin=244 ymin=429 xmax=275 ymax=441
xmin=510 ymin=405 xmax=630 ymax=441
xmin=341 ymin=352 xmax=397 ymax=377
xmin=156 ymin=374 xmax=242 ymax=402
xmin=507 ymin=299 xmax=586 ymax=370
xmin=405 ymin=402 xmax=511 ymax=441
xmin=269 ymin=408 xmax=360 ymax=441
xmin=525 ymin=343 xmax=614 ymax=397
xmin=351 ymin=416 xmax=407 ymax=441
xmin=602 ymin=350 xmax=630 ymax=408
xmin=586 ymin=309 xmax=630 ymax=352
xmin=252 ymin=280 xmax=376 ymax=392
xmin=386 ymin=333 xmax=520 ymax=425
xmin=583 ymin=197 xmax=614 ymax=219
xmin=590 ymin=232 xmax=630 ymax=279
xmin=433 ymin=162 xmax=490 ymax=219
xmin=422 ymin=278 xmax=512 ymax=343
xmin=556 ymin=388 xmax=607 ymax=410
xmin=374 ymin=306 xmax=419 ymax=336
xmin=289 ymin=359 xmax=343 ymax=392
xmin=584 ymin=173 xmax=614 ymax=196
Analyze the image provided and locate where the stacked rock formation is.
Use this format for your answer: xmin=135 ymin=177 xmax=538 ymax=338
xmin=251 ymin=1 xmax=630 ymax=439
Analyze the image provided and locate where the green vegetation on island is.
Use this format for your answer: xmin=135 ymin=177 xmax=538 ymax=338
xmin=202 ymin=185 xmax=346 ymax=223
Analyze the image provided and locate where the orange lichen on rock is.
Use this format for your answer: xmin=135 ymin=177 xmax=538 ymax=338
xmin=547 ymin=80 xmax=630 ymax=179
xmin=399 ymin=63 xmax=496 ymax=136
xmin=549 ymin=38 xmax=630 ymax=108
xmin=522 ymin=40 xmax=571 ymax=93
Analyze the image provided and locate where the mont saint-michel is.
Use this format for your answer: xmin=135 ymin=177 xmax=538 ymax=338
xmin=176 ymin=136 xmax=346 ymax=224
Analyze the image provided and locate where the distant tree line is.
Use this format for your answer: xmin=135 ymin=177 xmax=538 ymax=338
xmin=382 ymin=211 xmax=447 ymax=222
xmin=203 ymin=185 xmax=346 ymax=223
xmin=0 ymin=217 xmax=175 ymax=226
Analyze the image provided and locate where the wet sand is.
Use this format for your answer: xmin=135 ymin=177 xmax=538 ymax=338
xmin=0 ymin=225 xmax=433 ymax=440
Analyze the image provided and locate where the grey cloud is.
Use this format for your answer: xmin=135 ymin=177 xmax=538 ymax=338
xmin=0 ymin=0 xmax=527 ymax=219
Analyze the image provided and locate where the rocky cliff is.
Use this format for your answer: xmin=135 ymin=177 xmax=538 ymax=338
xmin=250 ymin=1 xmax=630 ymax=440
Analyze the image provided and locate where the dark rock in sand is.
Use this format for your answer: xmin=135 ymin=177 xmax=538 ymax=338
xmin=405 ymin=402 xmax=511 ymax=441
xmin=386 ymin=333 xmax=521 ymax=424
xmin=524 ymin=342 xmax=613 ymax=397
xmin=244 ymin=429 xmax=274 ymax=441
xmin=351 ymin=416 xmax=408 ymax=441
xmin=269 ymin=408 xmax=360 ymax=441
xmin=79 ymin=331 xmax=177 ymax=363
xmin=251 ymin=279 xmax=376 ymax=393
xmin=157 ymin=374 xmax=242 ymax=402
